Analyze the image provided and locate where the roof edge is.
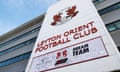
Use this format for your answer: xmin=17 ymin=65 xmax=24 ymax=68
xmin=0 ymin=14 xmax=45 ymax=42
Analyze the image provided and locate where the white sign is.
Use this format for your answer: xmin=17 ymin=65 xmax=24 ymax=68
xmin=26 ymin=0 xmax=120 ymax=72
xmin=28 ymin=37 xmax=108 ymax=72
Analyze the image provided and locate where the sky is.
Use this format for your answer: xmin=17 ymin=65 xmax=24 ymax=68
xmin=0 ymin=0 xmax=58 ymax=35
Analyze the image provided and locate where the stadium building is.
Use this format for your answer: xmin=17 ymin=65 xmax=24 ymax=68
xmin=0 ymin=0 xmax=120 ymax=72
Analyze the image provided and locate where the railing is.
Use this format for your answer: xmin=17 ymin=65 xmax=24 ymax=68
xmin=0 ymin=37 xmax=36 ymax=56
xmin=0 ymin=26 xmax=40 ymax=48
xmin=0 ymin=51 xmax=31 ymax=67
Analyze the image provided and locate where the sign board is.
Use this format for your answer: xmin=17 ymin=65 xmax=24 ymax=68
xmin=26 ymin=0 xmax=120 ymax=72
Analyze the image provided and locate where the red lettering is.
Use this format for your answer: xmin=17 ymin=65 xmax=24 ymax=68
xmin=73 ymin=33 xmax=79 ymax=39
xmin=56 ymin=52 xmax=61 ymax=59
xmin=51 ymin=13 xmax=62 ymax=26
xmin=43 ymin=45 xmax=48 ymax=50
xmin=64 ymin=31 xmax=69 ymax=37
xmin=66 ymin=5 xmax=79 ymax=18
xmin=91 ymin=27 xmax=98 ymax=33
xmin=35 ymin=21 xmax=97 ymax=53
xmin=84 ymin=30 xmax=90 ymax=36
xmin=63 ymin=50 xmax=67 ymax=57
xmin=79 ymin=32 xmax=85 ymax=38
xmin=35 ymin=47 xmax=43 ymax=53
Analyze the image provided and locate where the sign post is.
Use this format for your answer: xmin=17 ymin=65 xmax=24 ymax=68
xmin=26 ymin=0 xmax=120 ymax=72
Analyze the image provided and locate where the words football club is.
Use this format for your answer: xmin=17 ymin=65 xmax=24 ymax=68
xmin=35 ymin=21 xmax=98 ymax=53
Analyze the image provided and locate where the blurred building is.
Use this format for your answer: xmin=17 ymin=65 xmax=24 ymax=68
xmin=0 ymin=0 xmax=120 ymax=72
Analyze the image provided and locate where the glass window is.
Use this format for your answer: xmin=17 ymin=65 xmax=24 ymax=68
xmin=106 ymin=20 xmax=120 ymax=32
xmin=0 ymin=52 xmax=31 ymax=67
xmin=0 ymin=37 xmax=36 ymax=56
xmin=106 ymin=24 xmax=117 ymax=32
xmin=115 ymin=21 xmax=120 ymax=28
xmin=99 ymin=2 xmax=120 ymax=15
xmin=93 ymin=0 xmax=105 ymax=5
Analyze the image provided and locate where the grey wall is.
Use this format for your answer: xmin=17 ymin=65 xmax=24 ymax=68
xmin=0 ymin=59 xmax=28 ymax=72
